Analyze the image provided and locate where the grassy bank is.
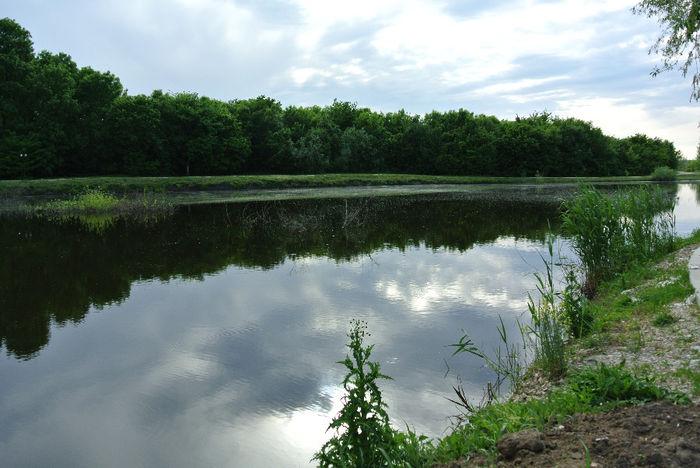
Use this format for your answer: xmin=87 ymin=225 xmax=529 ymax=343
xmin=423 ymin=229 xmax=700 ymax=465
xmin=1 ymin=172 xmax=699 ymax=197
xmin=313 ymin=185 xmax=699 ymax=467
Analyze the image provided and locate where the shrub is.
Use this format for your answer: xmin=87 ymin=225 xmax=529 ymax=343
xmin=686 ymin=159 xmax=700 ymax=172
xmin=649 ymin=166 xmax=677 ymax=181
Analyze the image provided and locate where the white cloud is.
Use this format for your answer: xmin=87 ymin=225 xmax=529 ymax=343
xmin=554 ymin=97 xmax=700 ymax=158
xmin=475 ymin=76 xmax=571 ymax=96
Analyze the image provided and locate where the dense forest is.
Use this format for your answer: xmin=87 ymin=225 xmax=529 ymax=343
xmin=0 ymin=18 xmax=681 ymax=180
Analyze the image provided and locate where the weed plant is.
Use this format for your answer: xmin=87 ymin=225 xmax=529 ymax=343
xmin=652 ymin=310 xmax=677 ymax=327
xmin=313 ymin=320 xmax=431 ymax=467
xmin=566 ymin=361 xmax=689 ymax=405
xmin=560 ymin=268 xmax=593 ymax=338
xmin=673 ymin=367 xmax=700 ymax=396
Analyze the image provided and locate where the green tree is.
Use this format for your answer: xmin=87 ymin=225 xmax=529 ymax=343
xmin=71 ymin=66 xmax=123 ymax=173
xmin=622 ymin=134 xmax=680 ymax=174
xmin=156 ymin=92 xmax=250 ymax=176
xmin=354 ymin=107 xmax=387 ymax=171
xmin=339 ymin=127 xmax=377 ymax=172
xmin=288 ymin=127 xmax=331 ymax=173
xmin=633 ymin=0 xmax=700 ymax=100
xmin=552 ymin=118 xmax=615 ymax=177
xmin=26 ymin=51 xmax=81 ymax=176
xmin=103 ymin=94 xmax=166 ymax=174
xmin=0 ymin=18 xmax=34 ymax=138
xmin=0 ymin=18 xmax=37 ymax=178
xmin=229 ymin=96 xmax=286 ymax=173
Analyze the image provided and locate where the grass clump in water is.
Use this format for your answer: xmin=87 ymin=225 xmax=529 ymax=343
xmin=37 ymin=187 xmax=172 ymax=215
xmin=34 ymin=187 xmax=174 ymax=232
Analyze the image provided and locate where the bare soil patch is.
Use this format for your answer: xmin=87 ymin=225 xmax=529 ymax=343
xmin=458 ymin=401 xmax=699 ymax=467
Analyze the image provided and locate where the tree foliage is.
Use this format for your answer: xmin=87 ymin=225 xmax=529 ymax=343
xmin=0 ymin=18 xmax=684 ymax=179
xmin=633 ymin=0 xmax=700 ymax=100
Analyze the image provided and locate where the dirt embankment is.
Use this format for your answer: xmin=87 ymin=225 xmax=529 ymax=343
xmin=463 ymin=401 xmax=699 ymax=467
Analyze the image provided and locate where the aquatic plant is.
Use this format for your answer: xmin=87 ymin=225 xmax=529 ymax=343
xmin=31 ymin=188 xmax=174 ymax=232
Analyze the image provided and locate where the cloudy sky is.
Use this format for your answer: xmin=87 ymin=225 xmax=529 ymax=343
xmin=5 ymin=0 xmax=699 ymax=158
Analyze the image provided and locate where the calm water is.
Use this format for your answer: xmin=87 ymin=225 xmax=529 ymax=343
xmin=1 ymin=183 xmax=698 ymax=467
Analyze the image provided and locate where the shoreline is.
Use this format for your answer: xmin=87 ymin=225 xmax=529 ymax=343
xmin=432 ymin=234 xmax=700 ymax=467
xmin=512 ymin=242 xmax=700 ymax=404
xmin=1 ymin=173 xmax=699 ymax=199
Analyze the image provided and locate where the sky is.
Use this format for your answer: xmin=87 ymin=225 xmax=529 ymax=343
xmin=4 ymin=0 xmax=699 ymax=159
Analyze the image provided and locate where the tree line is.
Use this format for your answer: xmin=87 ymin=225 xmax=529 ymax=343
xmin=0 ymin=18 xmax=681 ymax=180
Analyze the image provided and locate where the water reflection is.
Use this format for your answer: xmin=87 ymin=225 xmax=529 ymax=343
xmin=0 ymin=191 xmax=559 ymax=360
xmin=0 ymin=183 xmax=697 ymax=467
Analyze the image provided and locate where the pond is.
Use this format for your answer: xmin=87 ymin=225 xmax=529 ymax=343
xmin=1 ymin=183 xmax=698 ymax=467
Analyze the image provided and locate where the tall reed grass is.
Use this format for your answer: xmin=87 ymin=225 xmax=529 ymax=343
xmin=526 ymin=231 xmax=567 ymax=379
xmin=561 ymin=185 xmax=675 ymax=297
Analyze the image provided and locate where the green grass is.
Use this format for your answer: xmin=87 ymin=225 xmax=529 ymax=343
xmin=653 ymin=310 xmax=678 ymax=327
xmin=1 ymin=172 xmax=699 ymax=197
xmin=426 ymin=362 xmax=689 ymax=464
xmin=35 ymin=187 xmax=173 ymax=216
xmin=581 ymin=256 xmax=694 ymax=339
xmin=28 ymin=187 xmax=175 ymax=231
xmin=673 ymin=367 xmax=700 ymax=396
